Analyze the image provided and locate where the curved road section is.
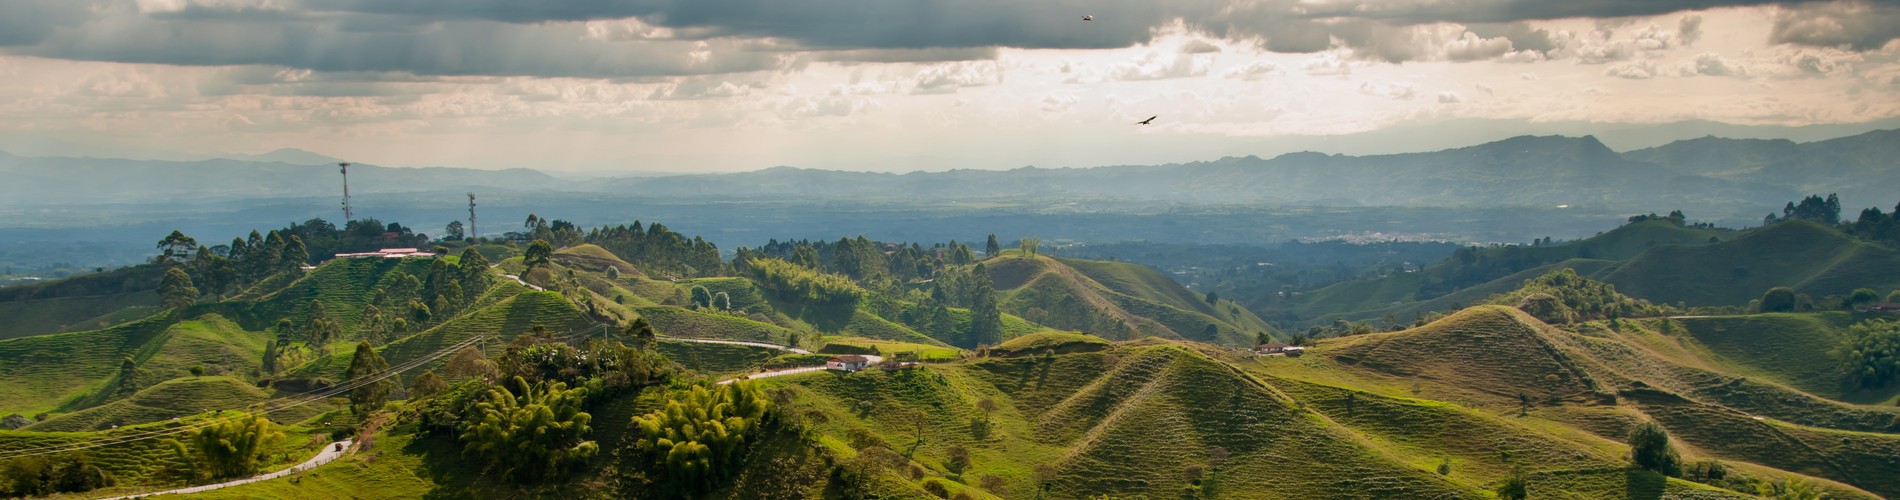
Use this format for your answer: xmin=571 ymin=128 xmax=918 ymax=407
xmin=101 ymin=439 xmax=354 ymax=499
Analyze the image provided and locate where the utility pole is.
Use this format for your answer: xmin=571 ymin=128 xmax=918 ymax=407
xmin=338 ymin=162 xmax=354 ymax=221
xmin=467 ymin=192 xmax=477 ymax=241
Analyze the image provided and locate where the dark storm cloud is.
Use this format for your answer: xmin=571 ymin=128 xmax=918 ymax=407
xmin=1769 ymin=1 xmax=1900 ymax=50
xmin=6 ymin=0 xmax=1897 ymax=80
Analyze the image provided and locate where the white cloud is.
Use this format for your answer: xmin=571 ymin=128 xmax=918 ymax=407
xmin=1605 ymin=59 xmax=1658 ymax=79
xmin=1302 ymin=53 xmax=1353 ymax=76
xmin=912 ymin=61 xmax=1003 ymax=94
xmin=1111 ymin=52 xmax=1212 ymax=81
xmin=1223 ymin=60 xmax=1279 ymax=80
xmin=1437 ymin=91 xmax=1463 ymax=103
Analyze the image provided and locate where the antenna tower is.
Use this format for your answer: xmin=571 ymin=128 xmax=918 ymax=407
xmin=467 ymin=192 xmax=478 ymax=241
xmin=338 ymin=162 xmax=354 ymax=221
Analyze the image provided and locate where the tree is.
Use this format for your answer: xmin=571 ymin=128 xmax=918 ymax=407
xmin=116 ymin=356 xmax=139 ymax=395
xmin=524 ymin=239 xmax=554 ymax=269
xmin=1837 ymin=319 xmax=1900 ymax=389
xmin=985 ymin=234 xmax=1000 ymax=259
xmin=1204 ymin=291 xmax=1219 ymax=305
xmin=629 ymin=383 xmax=772 ymax=493
xmin=155 ymin=230 xmax=199 ymax=266
xmin=969 ymin=264 xmax=1002 ymax=347
xmin=625 ymin=317 xmax=658 ymax=350
xmin=345 ymin=341 xmax=394 ymax=417
xmin=261 ymin=340 xmax=280 ymax=375
xmin=444 ymin=221 xmax=466 ymax=241
xmin=410 ymin=370 xmax=448 ymax=399
xmin=689 ymin=285 xmax=712 ymax=309
xmin=1848 ymin=288 xmax=1881 ymax=309
xmin=444 ymin=346 xmax=498 ymax=382
xmin=457 ymin=248 xmax=492 ymax=296
xmin=1889 ymin=289 xmax=1900 ymax=304
xmin=1496 ymin=466 xmax=1529 ymax=499
xmin=1628 ymin=421 xmax=1682 ymax=476
xmin=281 ymin=235 xmax=309 ymax=270
xmin=1760 ymin=287 xmax=1799 ymax=313
xmin=462 ymin=376 xmax=599 ymax=481
xmin=713 ymin=291 xmax=731 ymax=310
xmin=1019 ymin=236 xmax=1041 ymax=257
xmin=158 ymin=267 xmax=199 ymax=310
xmin=190 ymin=414 xmax=284 ymax=478
xmin=975 ymin=398 xmax=997 ymax=421
xmin=1255 ymin=331 xmax=1272 ymax=346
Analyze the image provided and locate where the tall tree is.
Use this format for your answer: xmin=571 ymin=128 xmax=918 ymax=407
xmin=158 ymin=267 xmax=199 ymax=310
xmin=444 ymin=220 xmax=466 ymax=241
xmin=969 ymin=263 xmax=1002 ymax=346
xmin=985 ymin=234 xmax=1000 ymax=259
xmin=155 ymin=230 xmax=199 ymax=266
xmin=280 ymin=235 xmax=309 ymax=270
xmin=345 ymin=341 xmax=395 ymax=417
xmin=457 ymin=247 xmax=493 ymax=296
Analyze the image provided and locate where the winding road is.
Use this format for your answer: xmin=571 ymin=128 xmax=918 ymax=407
xmin=99 ymin=439 xmax=354 ymax=499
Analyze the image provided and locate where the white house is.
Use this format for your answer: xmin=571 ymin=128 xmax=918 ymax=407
xmin=826 ymin=355 xmax=870 ymax=372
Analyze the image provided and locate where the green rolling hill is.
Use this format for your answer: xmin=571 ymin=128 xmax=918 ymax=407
xmin=987 ymin=254 xmax=1277 ymax=346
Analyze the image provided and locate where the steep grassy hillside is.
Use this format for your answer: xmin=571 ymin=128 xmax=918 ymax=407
xmin=0 ymin=292 xmax=159 ymax=340
xmin=1323 ymin=306 xmax=1605 ymax=403
xmin=0 ymin=312 xmax=178 ymax=416
xmin=988 ymin=255 xmax=1273 ymax=346
xmin=1599 ymin=221 xmax=1900 ymax=306
xmin=26 ymin=376 xmax=271 ymax=432
xmin=781 ymin=341 xmax=1472 ymax=498
xmin=657 ymin=340 xmax=780 ymax=376
xmin=290 ymin=290 xmax=595 ymax=383
xmin=636 ymin=306 xmax=798 ymax=344
xmin=1672 ymin=313 xmax=1874 ymax=400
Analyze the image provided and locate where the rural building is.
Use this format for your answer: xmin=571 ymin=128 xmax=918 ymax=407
xmin=827 ymin=355 xmax=870 ymax=372
xmin=334 ymin=248 xmax=438 ymax=260
xmin=1254 ymin=343 xmax=1306 ymax=357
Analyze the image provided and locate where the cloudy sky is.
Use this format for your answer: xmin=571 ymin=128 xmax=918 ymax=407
xmin=2 ymin=0 xmax=1898 ymax=173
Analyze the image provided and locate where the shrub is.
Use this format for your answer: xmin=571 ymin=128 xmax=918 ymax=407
xmin=1628 ymin=421 xmax=1681 ymax=477
xmin=628 ymin=382 xmax=771 ymax=495
xmin=923 ymin=479 xmax=951 ymax=498
xmin=1836 ymin=319 xmax=1900 ymax=389
xmin=460 ymin=377 xmax=597 ymax=481
xmin=1760 ymin=287 xmax=1798 ymax=313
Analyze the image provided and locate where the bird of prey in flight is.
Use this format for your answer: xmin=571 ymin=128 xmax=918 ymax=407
xmin=1135 ymin=115 xmax=1156 ymax=125
xmin=1083 ymin=15 xmax=1093 ymax=21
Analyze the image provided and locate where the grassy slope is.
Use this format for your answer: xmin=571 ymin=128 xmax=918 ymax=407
xmin=989 ymin=255 xmax=1270 ymax=346
xmin=26 ymin=376 xmax=270 ymax=432
xmin=0 ymin=292 xmax=159 ymax=340
xmin=1267 ymin=305 xmax=1897 ymax=498
xmin=768 ymin=341 xmax=1474 ymax=499
xmin=1672 ymin=313 xmax=1894 ymax=402
xmin=291 ymin=290 xmax=594 ymax=383
xmin=1599 ymin=220 xmax=1900 ymax=306
xmin=0 ymin=312 xmax=182 ymax=415
xmin=636 ymin=306 xmax=798 ymax=344
xmin=657 ymin=340 xmax=781 ymax=376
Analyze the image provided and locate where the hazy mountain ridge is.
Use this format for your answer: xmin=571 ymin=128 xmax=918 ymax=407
xmin=2 ymin=129 xmax=1893 ymax=212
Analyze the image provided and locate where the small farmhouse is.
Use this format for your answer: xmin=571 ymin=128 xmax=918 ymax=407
xmin=827 ymin=355 xmax=870 ymax=372
xmin=1254 ymin=343 xmax=1306 ymax=357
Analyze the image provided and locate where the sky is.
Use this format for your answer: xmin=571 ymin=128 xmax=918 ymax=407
xmin=1 ymin=0 xmax=1898 ymax=173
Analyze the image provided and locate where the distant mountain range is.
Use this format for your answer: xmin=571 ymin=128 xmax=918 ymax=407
xmin=3 ymin=129 xmax=1895 ymax=216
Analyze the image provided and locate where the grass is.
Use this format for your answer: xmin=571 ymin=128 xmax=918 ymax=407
xmin=657 ymin=340 xmax=781 ymax=376
xmin=989 ymin=255 xmax=1271 ymax=346
xmin=0 ymin=311 xmax=179 ymax=416
xmin=1672 ymin=313 xmax=1872 ymax=399
xmin=0 ymin=411 xmax=325 ymax=489
xmin=635 ymin=306 xmax=797 ymax=344
xmin=987 ymin=331 xmax=1110 ymax=357
xmin=1600 ymin=220 xmax=1900 ymax=306
xmin=1321 ymin=306 xmax=1604 ymax=404
xmin=285 ymin=291 xmax=594 ymax=384
xmin=26 ymin=376 xmax=270 ymax=432
xmin=0 ymin=291 xmax=159 ymax=340
xmin=819 ymin=337 xmax=963 ymax=361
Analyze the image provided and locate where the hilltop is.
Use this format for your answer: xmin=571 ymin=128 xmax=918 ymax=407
xmin=986 ymin=253 xmax=1277 ymax=345
xmin=1275 ymin=217 xmax=1900 ymax=327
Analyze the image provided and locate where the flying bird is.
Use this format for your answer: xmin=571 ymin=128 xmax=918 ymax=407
xmin=1135 ymin=115 xmax=1156 ymax=125
xmin=1083 ymin=15 xmax=1093 ymax=21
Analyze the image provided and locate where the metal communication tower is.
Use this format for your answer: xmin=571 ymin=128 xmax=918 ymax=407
xmin=467 ymin=193 xmax=478 ymax=241
xmin=338 ymin=162 xmax=354 ymax=221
